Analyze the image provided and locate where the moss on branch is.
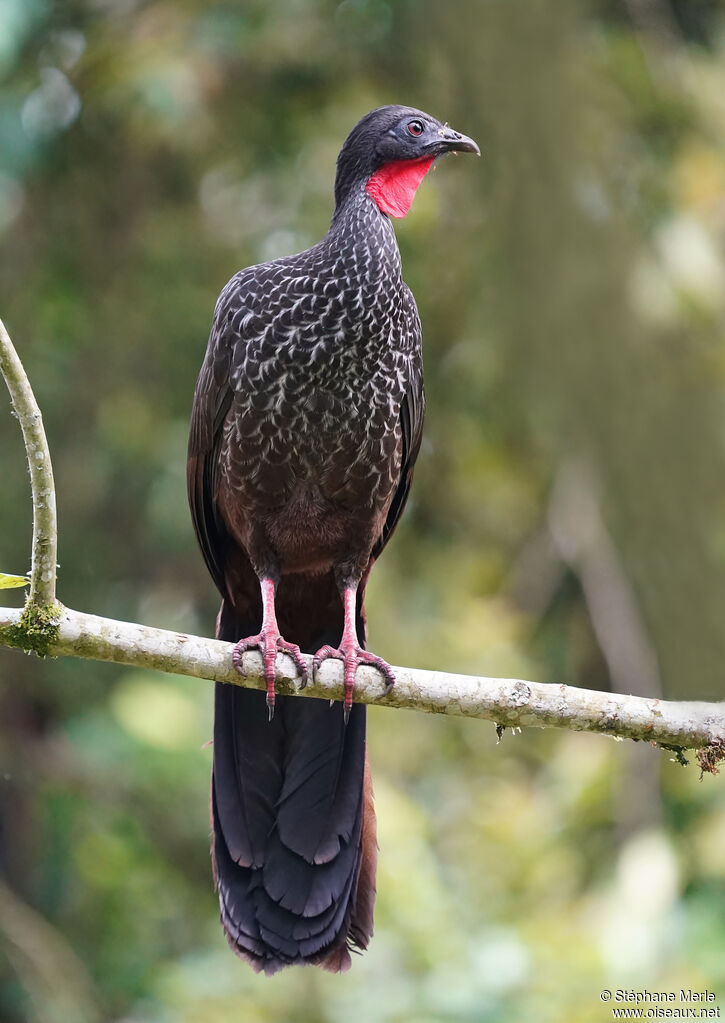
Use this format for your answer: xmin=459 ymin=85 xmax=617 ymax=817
xmin=5 ymin=600 xmax=62 ymax=657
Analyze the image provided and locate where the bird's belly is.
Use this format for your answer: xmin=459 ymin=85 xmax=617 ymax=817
xmin=220 ymin=408 xmax=400 ymax=573
xmin=264 ymin=484 xmax=354 ymax=574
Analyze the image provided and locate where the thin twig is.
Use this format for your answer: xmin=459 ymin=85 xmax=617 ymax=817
xmin=0 ymin=603 xmax=723 ymax=752
xmin=0 ymin=318 xmax=57 ymax=606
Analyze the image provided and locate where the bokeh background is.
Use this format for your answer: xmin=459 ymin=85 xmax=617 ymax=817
xmin=1 ymin=1 xmax=725 ymax=1020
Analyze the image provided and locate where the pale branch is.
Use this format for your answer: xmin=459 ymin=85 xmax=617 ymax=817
xmin=0 ymin=602 xmax=723 ymax=755
xmin=0 ymin=318 xmax=58 ymax=607
xmin=1 ymin=321 xmax=724 ymax=766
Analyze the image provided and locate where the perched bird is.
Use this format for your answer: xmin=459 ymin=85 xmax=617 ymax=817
xmin=187 ymin=105 xmax=478 ymax=974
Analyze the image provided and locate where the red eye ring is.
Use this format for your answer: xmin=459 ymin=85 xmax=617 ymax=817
xmin=407 ymin=120 xmax=424 ymax=137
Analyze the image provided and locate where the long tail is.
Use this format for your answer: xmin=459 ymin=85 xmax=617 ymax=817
xmin=212 ymin=598 xmax=377 ymax=974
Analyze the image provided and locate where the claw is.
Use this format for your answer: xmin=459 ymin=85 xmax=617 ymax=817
xmin=313 ymin=641 xmax=395 ymax=723
xmin=381 ymin=672 xmax=395 ymax=696
xmin=232 ymin=628 xmax=307 ymax=721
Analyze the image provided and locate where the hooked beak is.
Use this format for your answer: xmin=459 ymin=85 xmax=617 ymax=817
xmin=434 ymin=124 xmax=480 ymax=157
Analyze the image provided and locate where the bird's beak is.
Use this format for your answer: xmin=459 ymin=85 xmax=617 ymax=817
xmin=435 ymin=125 xmax=480 ymax=156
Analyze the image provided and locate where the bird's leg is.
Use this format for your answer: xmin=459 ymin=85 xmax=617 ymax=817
xmin=313 ymin=583 xmax=395 ymax=724
xmin=231 ymin=577 xmax=308 ymax=720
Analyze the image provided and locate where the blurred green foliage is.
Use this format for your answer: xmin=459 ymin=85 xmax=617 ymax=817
xmin=1 ymin=0 xmax=725 ymax=1020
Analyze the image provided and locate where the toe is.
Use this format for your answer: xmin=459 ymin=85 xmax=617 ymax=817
xmin=313 ymin=645 xmax=339 ymax=672
xmin=232 ymin=636 xmax=258 ymax=676
xmin=278 ymin=640 xmax=309 ymax=685
xmin=359 ymin=651 xmax=396 ymax=692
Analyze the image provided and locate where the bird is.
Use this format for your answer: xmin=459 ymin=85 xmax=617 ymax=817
xmin=187 ymin=105 xmax=479 ymax=974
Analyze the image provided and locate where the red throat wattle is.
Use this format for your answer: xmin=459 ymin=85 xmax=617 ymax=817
xmin=365 ymin=157 xmax=435 ymax=218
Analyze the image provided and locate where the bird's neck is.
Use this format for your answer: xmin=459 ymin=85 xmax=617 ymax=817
xmin=328 ymin=185 xmax=402 ymax=283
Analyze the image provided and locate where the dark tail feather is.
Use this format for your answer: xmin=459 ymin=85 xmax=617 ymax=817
xmin=212 ymin=598 xmax=377 ymax=974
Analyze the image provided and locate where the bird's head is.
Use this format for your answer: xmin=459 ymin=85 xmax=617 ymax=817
xmin=334 ymin=105 xmax=480 ymax=219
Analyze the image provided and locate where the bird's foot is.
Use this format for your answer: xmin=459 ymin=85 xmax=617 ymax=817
xmin=313 ymin=642 xmax=395 ymax=724
xmin=232 ymin=629 xmax=308 ymax=720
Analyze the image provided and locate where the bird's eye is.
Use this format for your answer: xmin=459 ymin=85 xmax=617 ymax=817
xmin=407 ymin=120 xmax=424 ymax=137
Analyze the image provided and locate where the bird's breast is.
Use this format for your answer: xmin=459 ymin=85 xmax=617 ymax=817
xmin=216 ymin=240 xmax=416 ymax=568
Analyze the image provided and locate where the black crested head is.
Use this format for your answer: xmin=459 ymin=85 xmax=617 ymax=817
xmin=333 ymin=105 xmax=479 ymax=211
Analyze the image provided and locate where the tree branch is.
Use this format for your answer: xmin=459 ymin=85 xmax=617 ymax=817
xmin=1 ymin=318 xmax=724 ymax=767
xmin=0 ymin=602 xmax=723 ymax=755
xmin=0 ymin=318 xmax=58 ymax=607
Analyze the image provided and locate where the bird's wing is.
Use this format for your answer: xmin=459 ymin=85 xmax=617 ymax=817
xmin=372 ymin=298 xmax=425 ymax=561
xmin=187 ymin=292 xmax=238 ymax=599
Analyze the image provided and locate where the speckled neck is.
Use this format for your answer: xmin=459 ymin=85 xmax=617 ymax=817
xmin=327 ymin=184 xmax=402 ymax=286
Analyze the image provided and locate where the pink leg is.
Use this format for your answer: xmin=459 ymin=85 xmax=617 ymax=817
xmin=232 ymin=577 xmax=308 ymax=721
xmin=313 ymin=585 xmax=395 ymax=724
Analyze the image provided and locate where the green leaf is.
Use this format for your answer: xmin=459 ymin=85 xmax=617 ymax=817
xmin=0 ymin=572 xmax=29 ymax=589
